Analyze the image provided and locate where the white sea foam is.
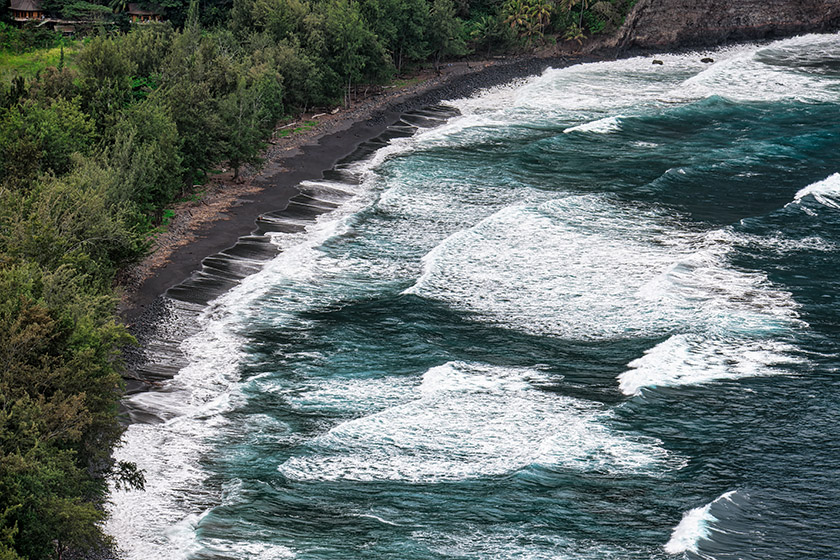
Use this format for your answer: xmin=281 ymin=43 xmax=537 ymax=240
xmin=443 ymin=49 xmax=738 ymax=142
xmin=405 ymin=196 xmax=684 ymax=339
xmin=282 ymin=375 xmax=415 ymax=415
xmin=107 ymin=303 xmax=247 ymax=559
xmin=664 ymin=34 xmax=840 ymax=104
xmin=514 ymin=54 xmax=711 ymax=116
xmin=624 ymin=225 xmax=805 ymax=394
xmin=563 ymin=115 xmax=624 ymax=134
xmin=665 ymin=491 xmax=737 ymax=555
xmin=198 ymin=540 xmax=296 ymax=559
xmin=107 ymin=169 xmax=375 ymax=558
xmin=414 ymin=526 xmax=659 ymax=560
xmin=406 ymin=195 xmax=799 ymax=343
xmin=109 ymin=32 xmax=831 ymax=558
xmin=278 ymin=362 xmax=674 ymax=482
xmin=403 ymin=193 xmax=803 ymax=395
xmin=792 ymin=173 xmax=840 ymax=209
xmin=714 ymin=227 xmax=837 ymax=254
xmin=618 ymin=334 xmax=802 ymax=396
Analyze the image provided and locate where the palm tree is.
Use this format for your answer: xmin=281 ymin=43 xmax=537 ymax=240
xmin=560 ymin=0 xmax=589 ymax=32
xmin=504 ymin=0 xmax=551 ymax=45
xmin=503 ymin=0 xmax=528 ymax=31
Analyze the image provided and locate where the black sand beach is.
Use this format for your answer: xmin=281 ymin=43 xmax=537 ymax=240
xmin=120 ymin=54 xmax=586 ymax=328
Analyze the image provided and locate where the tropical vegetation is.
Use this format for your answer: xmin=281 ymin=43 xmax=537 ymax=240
xmin=0 ymin=0 xmax=636 ymax=557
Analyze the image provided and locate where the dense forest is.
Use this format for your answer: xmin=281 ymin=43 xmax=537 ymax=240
xmin=0 ymin=0 xmax=634 ymax=557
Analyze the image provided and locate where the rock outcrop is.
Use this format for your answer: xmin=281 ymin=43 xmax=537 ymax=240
xmin=611 ymin=0 xmax=840 ymax=51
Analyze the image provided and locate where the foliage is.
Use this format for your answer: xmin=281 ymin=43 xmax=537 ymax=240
xmin=117 ymin=23 xmax=175 ymax=77
xmin=109 ymin=96 xmax=184 ymax=215
xmin=0 ymin=97 xmax=94 ymax=188
xmin=467 ymin=13 xmax=516 ymax=56
xmin=0 ymin=42 xmax=78 ymax=82
xmin=59 ymin=0 xmax=112 ymax=19
xmin=0 ymin=0 xmax=643 ymax=557
xmin=0 ymin=179 xmax=143 ymax=556
xmin=558 ymin=0 xmax=632 ymax=37
xmin=427 ymin=0 xmax=467 ymax=71
xmin=360 ymin=0 xmax=428 ymax=72
xmin=0 ymin=22 xmax=63 ymax=54
xmin=502 ymin=0 xmax=552 ymax=45
xmin=219 ymin=75 xmax=275 ymax=178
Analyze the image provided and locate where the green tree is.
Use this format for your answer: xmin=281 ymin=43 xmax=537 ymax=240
xmin=75 ymin=35 xmax=136 ymax=138
xmin=426 ymin=0 xmax=466 ymax=72
xmin=503 ymin=0 xmax=551 ymax=45
xmin=0 ymin=256 xmax=137 ymax=558
xmin=219 ymin=76 xmax=273 ymax=180
xmin=560 ymin=0 xmax=589 ymax=34
xmin=0 ymin=98 xmax=94 ymax=188
xmin=360 ymin=0 xmax=427 ymax=72
xmin=58 ymin=0 xmax=112 ymax=19
xmin=322 ymin=0 xmax=375 ymax=106
xmin=283 ymin=38 xmax=331 ymax=109
xmin=108 ymin=96 xmax=184 ymax=217
xmin=118 ymin=23 xmax=175 ymax=78
xmin=468 ymin=13 xmax=515 ymax=56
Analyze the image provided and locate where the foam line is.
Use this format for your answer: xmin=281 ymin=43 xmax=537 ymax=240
xmin=563 ymin=115 xmax=624 ymax=134
xmin=792 ymin=173 xmax=840 ymax=209
xmin=278 ymin=362 xmax=675 ymax=482
xmin=665 ymin=491 xmax=737 ymax=555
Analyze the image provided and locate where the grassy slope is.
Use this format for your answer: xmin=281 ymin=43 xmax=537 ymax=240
xmin=0 ymin=42 xmax=79 ymax=80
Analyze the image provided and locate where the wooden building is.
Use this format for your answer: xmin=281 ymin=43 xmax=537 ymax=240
xmin=127 ymin=3 xmax=162 ymax=22
xmin=8 ymin=0 xmax=46 ymax=22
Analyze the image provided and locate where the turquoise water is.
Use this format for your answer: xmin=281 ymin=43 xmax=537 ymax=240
xmin=109 ymin=33 xmax=840 ymax=559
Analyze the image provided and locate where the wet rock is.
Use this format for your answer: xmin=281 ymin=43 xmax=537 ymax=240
xmin=609 ymin=0 xmax=840 ymax=51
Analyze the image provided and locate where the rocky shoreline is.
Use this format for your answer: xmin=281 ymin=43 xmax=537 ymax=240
xmin=119 ymin=53 xmax=589 ymax=322
xmin=119 ymin=27 xmax=840 ymax=388
xmin=118 ymin=52 xmax=600 ymax=390
xmin=109 ymin=13 xmax=840 ymax=560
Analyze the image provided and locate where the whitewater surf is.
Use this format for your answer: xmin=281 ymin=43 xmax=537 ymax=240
xmin=109 ymin=33 xmax=840 ymax=560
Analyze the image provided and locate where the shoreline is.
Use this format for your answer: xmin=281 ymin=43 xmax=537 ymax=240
xmin=118 ymin=52 xmax=593 ymax=326
xmin=112 ymin=34 xmax=785 ymax=388
xmin=105 ymin=29 xmax=840 ymax=560
xmin=121 ymin=17 xmax=840 ymax=326
xmin=115 ymin=27 xmax=840 ymax=389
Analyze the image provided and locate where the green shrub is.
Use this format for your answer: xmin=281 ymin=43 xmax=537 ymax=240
xmin=0 ymin=97 xmax=94 ymax=188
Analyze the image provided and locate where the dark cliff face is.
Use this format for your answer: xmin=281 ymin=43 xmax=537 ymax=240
xmin=613 ymin=0 xmax=840 ymax=50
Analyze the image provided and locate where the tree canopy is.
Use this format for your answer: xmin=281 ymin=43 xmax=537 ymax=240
xmin=0 ymin=0 xmax=638 ymax=555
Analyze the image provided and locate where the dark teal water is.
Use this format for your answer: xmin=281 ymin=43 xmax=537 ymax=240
xmin=110 ymin=33 xmax=840 ymax=560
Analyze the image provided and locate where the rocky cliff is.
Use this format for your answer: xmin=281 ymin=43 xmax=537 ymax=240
xmin=612 ymin=0 xmax=840 ymax=51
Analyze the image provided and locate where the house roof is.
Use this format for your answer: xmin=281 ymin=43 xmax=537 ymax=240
xmin=127 ymin=2 xmax=162 ymax=15
xmin=9 ymin=0 xmax=43 ymax=11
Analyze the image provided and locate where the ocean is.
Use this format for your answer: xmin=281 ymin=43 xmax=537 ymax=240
xmin=108 ymin=33 xmax=840 ymax=560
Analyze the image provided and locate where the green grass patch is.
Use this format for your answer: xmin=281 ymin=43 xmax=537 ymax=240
xmin=0 ymin=43 xmax=80 ymax=81
xmin=183 ymin=188 xmax=206 ymax=202
xmin=160 ymin=208 xmax=175 ymax=225
xmin=391 ymin=76 xmax=423 ymax=88
xmin=277 ymin=120 xmax=318 ymax=138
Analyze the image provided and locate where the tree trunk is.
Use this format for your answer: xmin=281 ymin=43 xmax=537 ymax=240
xmin=346 ymin=77 xmax=352 ymax=107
